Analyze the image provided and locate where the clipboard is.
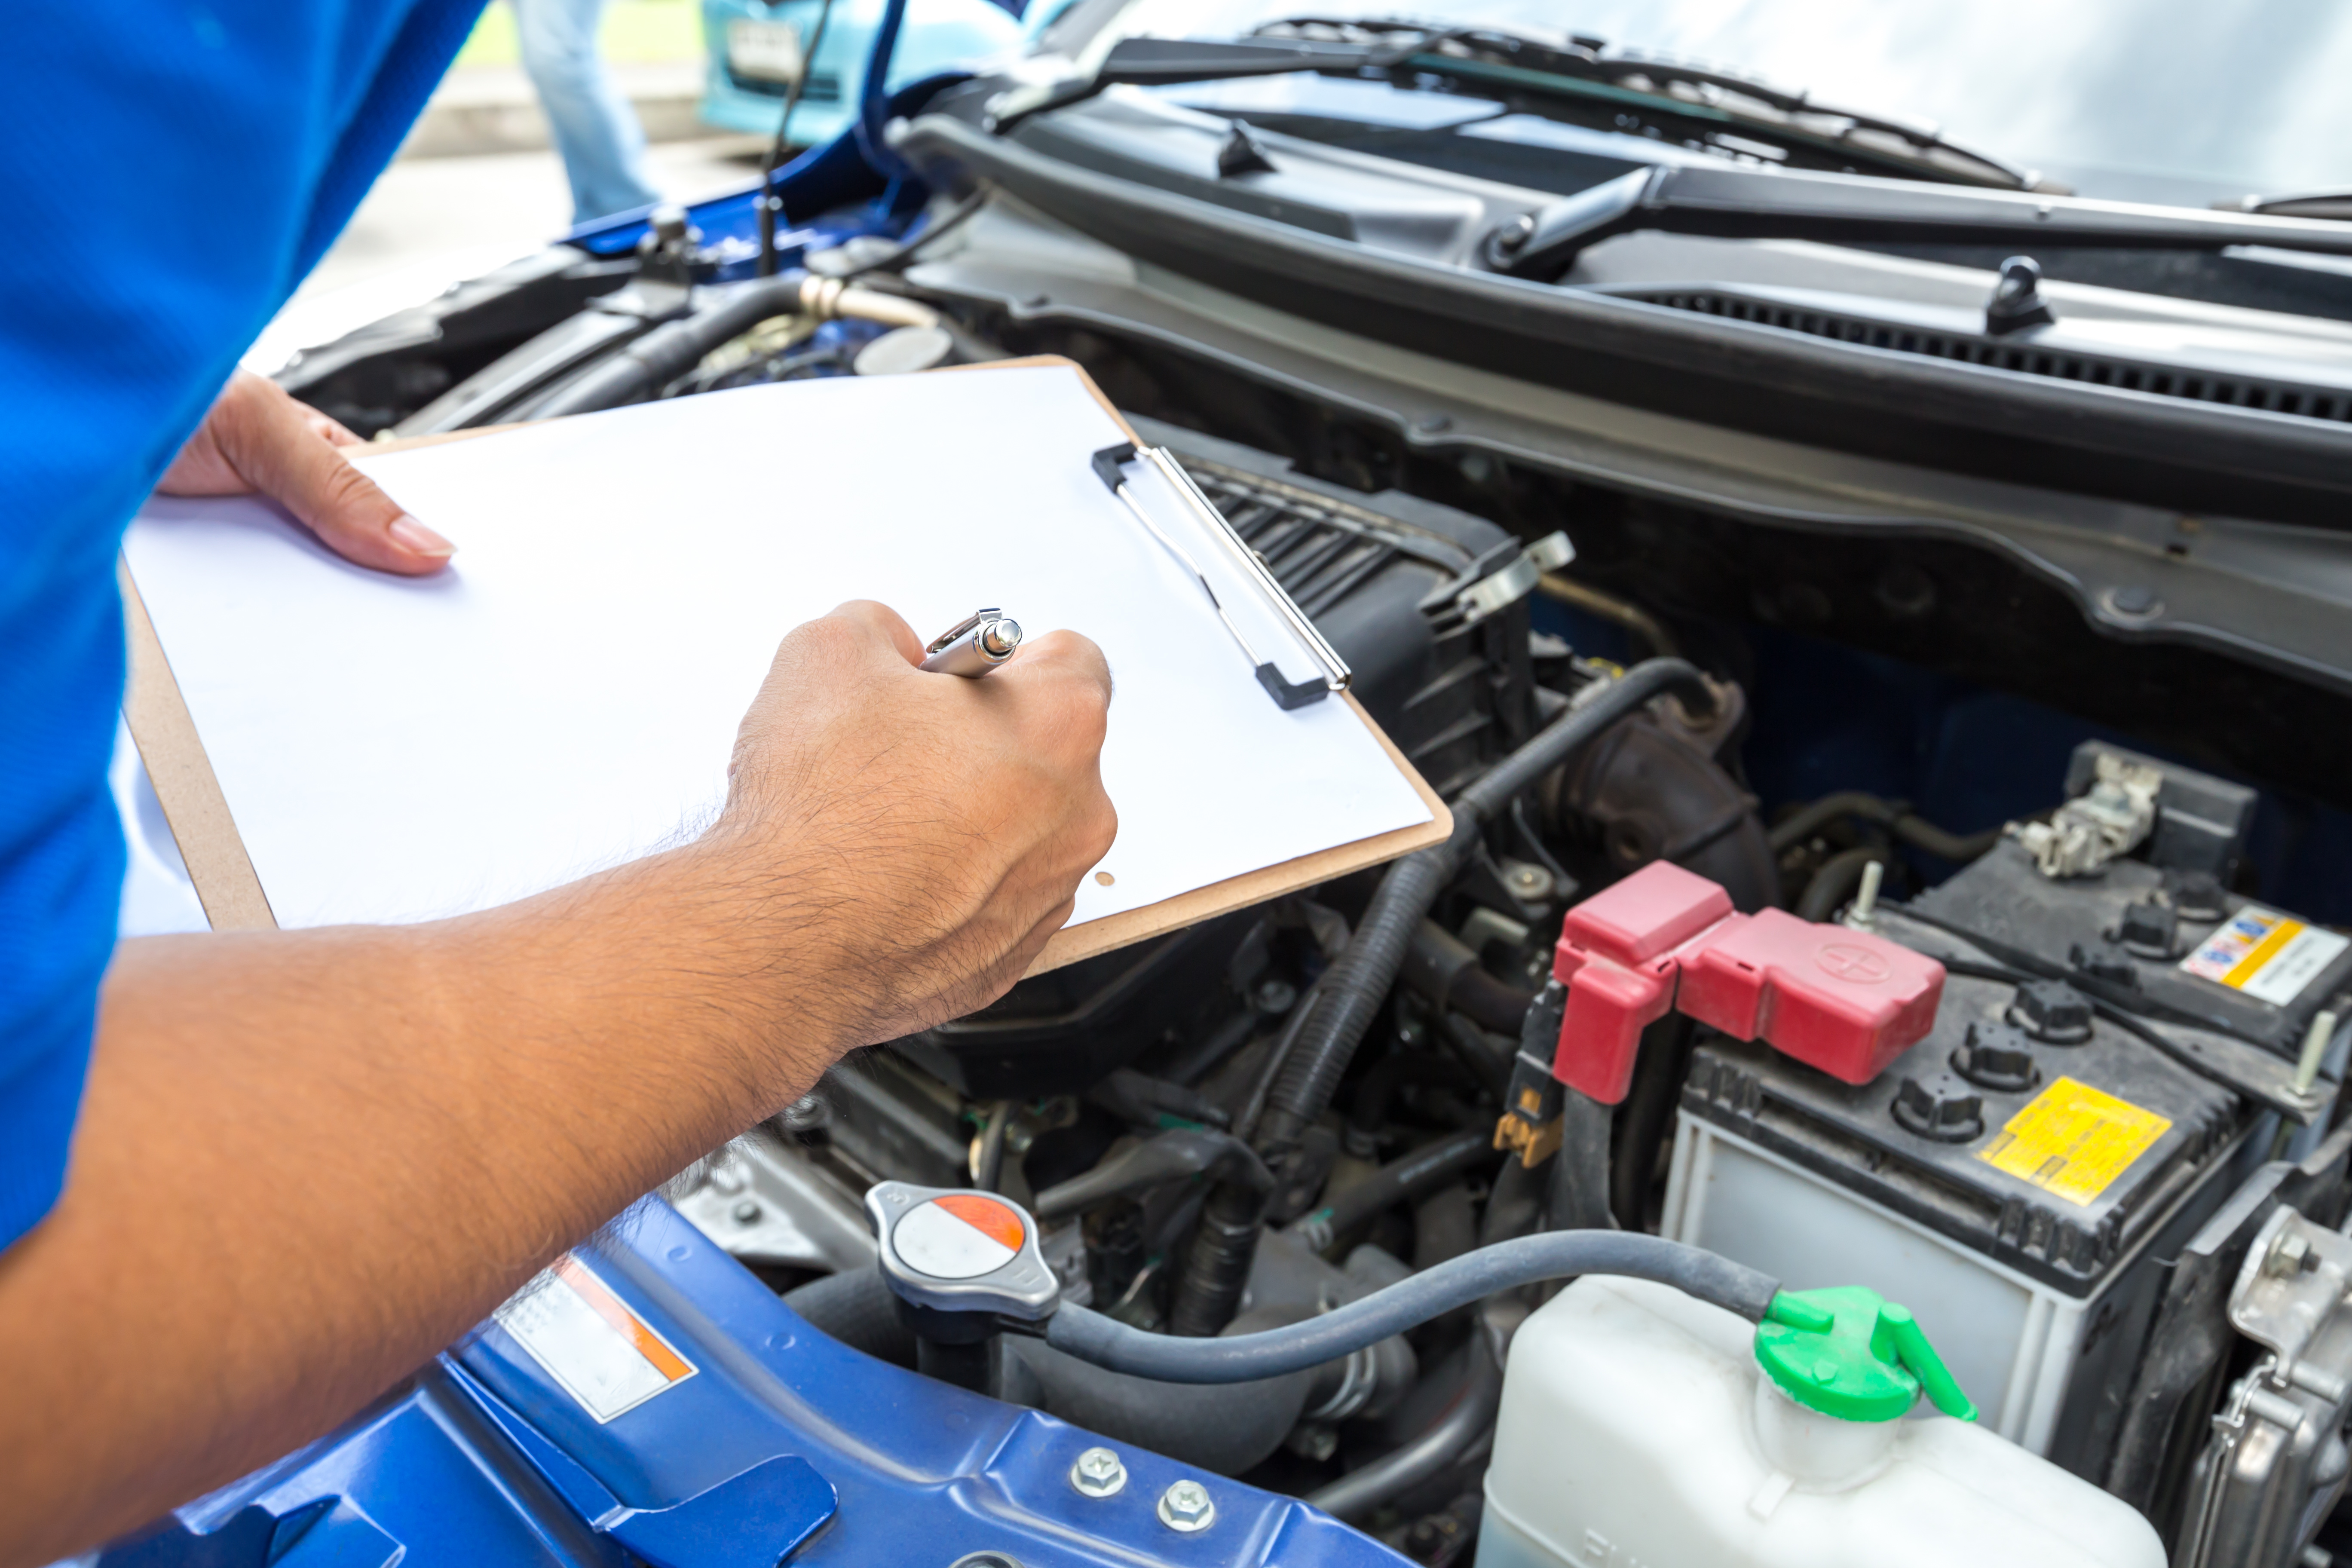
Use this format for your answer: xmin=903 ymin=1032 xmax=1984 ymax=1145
xmin=119 ymin=357 xmax=1451 ymax=975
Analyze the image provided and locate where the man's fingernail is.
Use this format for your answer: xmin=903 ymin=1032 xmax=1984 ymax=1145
xmin=389 ymin=514 xmax=455 ymax=557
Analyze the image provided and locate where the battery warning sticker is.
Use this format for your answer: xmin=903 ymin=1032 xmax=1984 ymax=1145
xmin=2180 ymin=905 xmax=2350 ymax=1006
xmin=1977 ymin=1077 xmax=2172 ymax=1207
xmin=492 ymin=1253 xmax=696 ymax=1422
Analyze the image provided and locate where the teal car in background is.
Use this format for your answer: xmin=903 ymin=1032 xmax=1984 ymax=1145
xmin=701 ymin=0 xmax=1054 ymax=143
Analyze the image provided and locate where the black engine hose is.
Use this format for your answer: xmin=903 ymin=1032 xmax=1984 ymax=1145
xmin=533 ymin=273 xmax=810 ymax=417
xmin=1288 ymin=1129 xmax=1497 ymax=1252
xmin=1304 ymin=1317 xmax=1504 ymax=1522
xmin=1251 ymin=659 xmax=1712 ymax=1158
xmin=1165 ymin=1180 xmax=1271 ymax=1337
xmin=1005 ymin=1336 xmax=1311 ymax=1476
xmin=1547 ymin=1091 xmax=1616 ymax=1233
xmin=1346 ymin=1053 xmax=1466 ymax=1145
xmin=1031 ymin=1127 xmax=1270 ymax=1222
xmin=1043 ymin=1230 xmax=1778 ymax=1384
xmin=1609 ymin=1014 xmax=1697 ymax=1229
xmin=1794 ymin=845 xmax=1888 ymax=923
xmin=1402 ymin=919 xmax=1539 ymax=1035
xmin=1769 ymin=790 xmax=2002 ymax=865
xmin=783 ymin=1264 xmax=918 ymax=1367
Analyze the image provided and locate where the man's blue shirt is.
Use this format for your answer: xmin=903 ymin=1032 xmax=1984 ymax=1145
xmin=0 ymin=0 xmax=484 ymax=1252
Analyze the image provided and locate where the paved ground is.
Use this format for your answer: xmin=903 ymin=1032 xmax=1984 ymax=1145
xmin=249 ymin=135 xmax=768 ymax=373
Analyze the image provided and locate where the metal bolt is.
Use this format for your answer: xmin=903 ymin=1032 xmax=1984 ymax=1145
xmin=2294 ymin=1010 xmax=2340 ymax=1098
xmin=1069 ymin=1447 xmax=1127 ymax=1498
xmin=1254 ymin=978 xmax=1298 ymax=1015
xmin=732 ymin=1199 xmax=762 ymax=1224
xmin=1158 ymin=1479 xmax=1216 ymax=1532
xmin=2266 ymin=1229 xmax=2316 ymax=1279
xmin=1845 ymin=858 xmax=1884 ymax=931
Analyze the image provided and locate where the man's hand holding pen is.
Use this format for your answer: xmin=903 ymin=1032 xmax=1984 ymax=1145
xmin=705 ymin=600 xmax=1116 ymax=1059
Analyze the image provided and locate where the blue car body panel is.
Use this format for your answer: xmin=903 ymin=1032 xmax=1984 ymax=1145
xmin=102 ymin=1200 xmax=1408 ymax=1568
xmin=698 ymin=0 xmax=1035 ymax=144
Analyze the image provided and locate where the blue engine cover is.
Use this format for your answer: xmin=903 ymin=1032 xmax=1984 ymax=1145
xmin=99 ymin=1199 xmax=1408 ymax=1568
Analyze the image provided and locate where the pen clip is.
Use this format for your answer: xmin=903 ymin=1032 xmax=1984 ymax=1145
xmin=926 ymin=608 xmax=1000 ymax=655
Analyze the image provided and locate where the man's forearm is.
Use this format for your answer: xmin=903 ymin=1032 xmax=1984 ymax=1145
xmin=0 ymin=600 xmax=1116 ymax=1568
xmin=0 ymin=843 xmax=831 ymax=1568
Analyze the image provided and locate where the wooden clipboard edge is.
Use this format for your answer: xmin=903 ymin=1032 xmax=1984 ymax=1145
xmin=117 ymin=557 xmax=277 ymax=931
xmin=119 ymin=355 xmax=1452 ymax=963
xmin=1029 ymin=689 xmax=1451 ymax=974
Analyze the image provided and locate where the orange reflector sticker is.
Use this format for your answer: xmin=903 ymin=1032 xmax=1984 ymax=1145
xmin=934 ymin=1193 xmax=1026 ymax=1253
xmin=554 ymin=1254 xmax=695 ymax=1381
xmin=493 ymin=1252 xmax=698 ymax=1422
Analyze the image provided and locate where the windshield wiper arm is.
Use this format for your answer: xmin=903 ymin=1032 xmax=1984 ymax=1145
xmin=1485 ymin=163 xmax=2352 ymax=278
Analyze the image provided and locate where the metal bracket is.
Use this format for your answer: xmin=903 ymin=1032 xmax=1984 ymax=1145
xmin=1419 ymin=530 xmax=1574 ymax=632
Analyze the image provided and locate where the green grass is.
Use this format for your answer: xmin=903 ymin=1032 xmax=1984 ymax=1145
xmin=453 ymin=0 xmax=706 ymax=68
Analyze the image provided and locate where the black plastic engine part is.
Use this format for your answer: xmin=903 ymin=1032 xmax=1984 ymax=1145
xmin=1542 ymin=679 xmax=1776 ymax=913
xmin=1133 ymin=416 xmax=1542 ymax=794
xmin=276 ymin=246 xmax=638 ymax=435
xmin=890 ymin=911 xmax=1255 ymax=1099
xmin=2060 ymin=741 xmax=2257 ymax=882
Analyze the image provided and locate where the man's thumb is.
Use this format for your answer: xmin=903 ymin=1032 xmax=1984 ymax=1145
xmin=232 ymin=378 xmax=454 ymax=575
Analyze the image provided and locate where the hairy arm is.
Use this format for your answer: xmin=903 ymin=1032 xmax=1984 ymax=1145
xmin=0 ymin=601 xmax=1115 ymax=1567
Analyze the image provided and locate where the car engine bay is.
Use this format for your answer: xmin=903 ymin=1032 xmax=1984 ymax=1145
xmin=174 ymin=15 xmax=2352 ymax=1566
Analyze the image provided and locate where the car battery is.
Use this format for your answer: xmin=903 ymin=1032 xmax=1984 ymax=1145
xmin=1662 ymin=968 xmax=2258 ymax=1481
xmin=1663 ymin=744 xmax=2352 ymax=1485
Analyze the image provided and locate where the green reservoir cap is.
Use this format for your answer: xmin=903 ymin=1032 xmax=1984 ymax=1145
xmin=1754 ymin=1286 xmax=1977 ymax=1424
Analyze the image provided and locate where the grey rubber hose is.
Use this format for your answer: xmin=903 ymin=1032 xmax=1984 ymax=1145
xmin=1042 ymin=1230 xmax=1777 ymax=1383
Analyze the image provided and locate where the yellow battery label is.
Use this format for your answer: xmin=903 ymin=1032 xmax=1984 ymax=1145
xmin=1976 ymin=1076 xmax=2171 ymax=1206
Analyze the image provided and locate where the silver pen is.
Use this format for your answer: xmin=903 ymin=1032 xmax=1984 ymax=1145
xmin=921 ymin=608 xmax=1023 ymax=676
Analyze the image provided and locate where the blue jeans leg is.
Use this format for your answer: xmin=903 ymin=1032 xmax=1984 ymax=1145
xmin=513 ymin=0 xmax=662 ymax=224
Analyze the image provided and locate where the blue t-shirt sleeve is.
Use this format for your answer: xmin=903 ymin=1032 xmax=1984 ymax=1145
xmin=0 ymin=0 xmax=484 ymax=1253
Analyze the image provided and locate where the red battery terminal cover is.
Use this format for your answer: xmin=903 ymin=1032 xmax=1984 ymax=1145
xmin=1551 ymin=861 xmax=1945 ymax=1103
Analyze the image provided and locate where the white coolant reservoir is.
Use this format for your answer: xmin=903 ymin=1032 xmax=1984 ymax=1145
xmin=1476 ymin=1277 xmax=2165 ymax=1568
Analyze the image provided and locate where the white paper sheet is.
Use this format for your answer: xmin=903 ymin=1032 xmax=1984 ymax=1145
xmin=123 ymin=366 xmax=1433 ymax=934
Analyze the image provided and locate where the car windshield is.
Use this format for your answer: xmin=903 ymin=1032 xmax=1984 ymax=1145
xmin=1064 ymin=0 xmax=2352 ymax=208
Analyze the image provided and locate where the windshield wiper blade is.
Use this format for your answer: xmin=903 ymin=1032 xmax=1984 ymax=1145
xmin=993 ymin=18 xmax=2029 ymax=192
xmin=1485 ymin=163 xmax=2352 ymax=278
xmin=1252 ymin=18 xmax=2037 ymax=191
xmin=1087 ymin=35 xmax=1404 ymax=84
xmin=2226 ymin=190 xmax=2352 ymax=223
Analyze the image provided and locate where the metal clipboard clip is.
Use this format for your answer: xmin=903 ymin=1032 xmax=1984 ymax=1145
xmin=1091 ymin=442 xmax=1352 ymax=711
